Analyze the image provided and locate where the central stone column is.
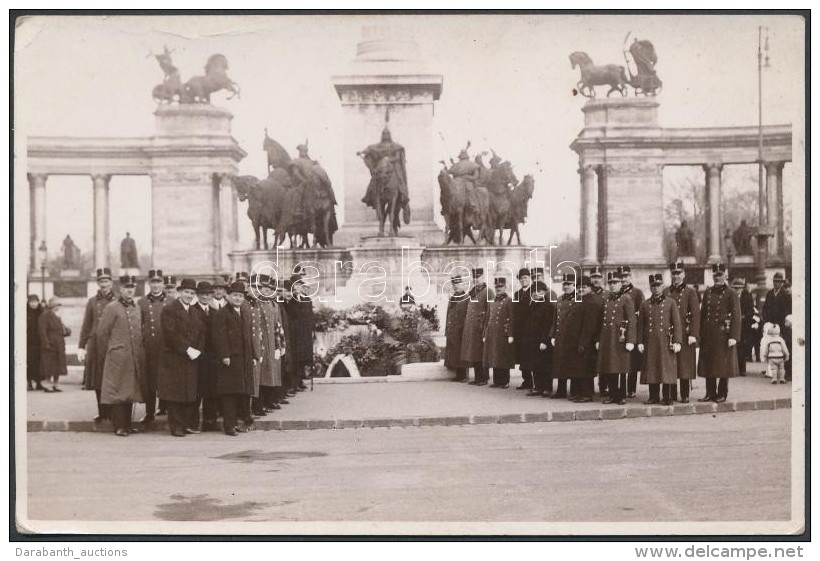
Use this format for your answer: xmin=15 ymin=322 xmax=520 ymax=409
xmin=332 ymin=26 xmax=444 ymax=246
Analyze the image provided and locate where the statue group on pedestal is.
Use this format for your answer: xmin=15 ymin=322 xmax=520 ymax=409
xmin=570 ymin=34 xmax=662 ymax=98
xmin=151 ymin=46 xmax=240 ymax=104
xmin=233 ymin=131 xmax=338 ymax=250
xmin=437 ymin=142 xmax=533 ymax=246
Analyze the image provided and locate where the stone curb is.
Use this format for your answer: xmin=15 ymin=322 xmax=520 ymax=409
xmin=27 ymin=397 xmax=791 ymax=433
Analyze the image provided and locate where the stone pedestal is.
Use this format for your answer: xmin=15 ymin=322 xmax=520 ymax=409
xmin=332 ymin=25 xmax=444 ymax=247
xmin=150 ymin=104 xmax=245 ymax=275
xmin=342 ymin=236 xmax=425 ymax=304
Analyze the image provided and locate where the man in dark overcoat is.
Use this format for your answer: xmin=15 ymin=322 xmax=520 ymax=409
xmin=638 ymin=274 xmax=682 ymax=406
xmin=664 ymin=262 xmax=701 ymax=403
xmin=289 ymin=276 xmax=315 ymax=391
xmin=618 ymin=266 xmax=645 ymax=398
xmin=697 ymin=263 xmax=741 ymax=403
xmin=39 ymin=297 xmax=70 ymax=392
xmin=549 ymin=274 xmax=578 ymax=399
xmin=281 ymin=279 xmax=298 ymax=396
xmin=733 ymin=277 xmax=755 ymax=376
xmin=157 ymin=278 xmax=206 ymax=437
xmin=444 ymin=274 xmax=471 ymax=382
xmin=484 ymin=277 xmax=514 ymax=388
xmin=461 ymin=268 xmax=494 ymax=385
xmin=27 ymin=294 xmax=44 ymax=391
xmin=587 ymin=266 xmax=608 ymax=397
xmin=762 ymin=272 xmax=791 ymax=333
xmin=512 ymin=268 xmax=533 ymax=390
xmin=596 ymin=271 xmax=636 ymax=405
xmin=559 ymin=276 xmax=601 ymax=403
xmin=212 ymin=281 xmax=259 ymax=436
xmin=78 ymin=268 xmax=116 ymax=421
xmin=520 ymin=281 xmax=555 ymax=397
xmin=97 ymin=276 xmax=145 ymax=436
xmin=192 ymin=280 xmax=220 ymax=431
xmin=137 ymin=269 xmax=165 ymax=426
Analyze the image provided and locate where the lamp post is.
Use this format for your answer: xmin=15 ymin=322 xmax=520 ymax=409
xmin=754 ymin=26 xmax=773 ymax=292
xmin=38 ymin=240 xmax=47 ymax=300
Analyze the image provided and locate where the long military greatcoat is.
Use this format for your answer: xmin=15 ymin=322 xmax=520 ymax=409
xmin=157 ymin=299 xmax=206 ymax=403
xmin=550 ymin=293 xmax=577 ymax=378
xmin=97 ymin=298 xmax=145 ymax=404
xmin=79 ymin=290 xmax=116 ymax=391
xmin=597 ymin=292 xmax=636 ymax=374
xmin=461 ymin=283 xmax=494 ymax=364
xmin=259 ymin=300 xmax=284 ymax=387
xmin=519 ymin=298 xmax=555 ymax=372
xmin=246 ymin=298 xmax=264 ymax=398
xmin=138 ymin=292 xmax=166 ymax=393
xmin=664 ymin=283 xmax=701 ymax=380
xmin=483 ymin=292 xmax=514 ymax=368
xmin=698 ymin=283 xmax=741 ymax=379
xmin=638 ymin=294 xmax=682 ymax=385
xmin=620 ymin=283 xmax=645 ymax=373
xmin=212 ymin=303 xmax=256 ymax=396
xmin=512 ymin=286 xmax=532 ymax=364
xmin=38 ymin=308 xmax=68 ymax=380
xmin=444 ymin=291 xmax=470 ymax=369
xmin=556 ymin=291 xmax=601 ymax=379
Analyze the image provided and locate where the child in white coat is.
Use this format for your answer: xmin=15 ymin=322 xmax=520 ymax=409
xmin=761 ymin=323 xmax=790 ymax=384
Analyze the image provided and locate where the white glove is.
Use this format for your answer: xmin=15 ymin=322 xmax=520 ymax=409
xmin=751 ymin=323 xmax=759 ymax=330
xmin=222 ymin=357 xmax=231 ymax=366
xmin=507 ymin=336 xmax=514 ymax=344
xmin=672 ymin=343 xmax=681 ymax=353
xmin=281 ymin=347 xmax=286 ymax=356
xmin=550 ymin=338 xmax=556 ymax=346
xmin=728 ymin=339 xmax=737 ymax=348
xmin=274 ymin=349 xmax=281 ymax=360
xmin=76 ymin=348 xmax=86 ymax=362
xmin=638 ymin=344 xmax=645 ymax=353
xmin=688 ymin=336 xmax=697 ymax=346
xmin=258 ymin=356 xmax=263 ymax=365
xmin=595 ymin=342 xmax=599 ymax=350
xmin=482 ymin=337 xmax=486 ymax=343
xmin=186 ymin=347 xmax=201 ymax=360
xmin=539 ymin=343 xmax=547 ymax=351
xmin=625 ymin=343 xmax=634 ymax=351
xmin=252 ymin=358 xmax=258 ymax=366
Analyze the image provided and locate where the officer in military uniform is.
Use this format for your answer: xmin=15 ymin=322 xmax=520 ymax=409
xmin=596 ymin=271 xmax=636 ymax=405
xmin=664 ymin=262 xmax=701 ymax=403
xmin=697 ymin=263 xmax=741 ymax=403
xmin=562 ymin=276 xmax=601 ymax=403
xmin=618 ymin=266 xmax=645 ymax=398
xmin=163 ymin=275 xmax=178 ymax=302
xmin=137 ymin=269 xmax=165 ymax=426
xmin=512 ymin=268 xmax=533 ymax=390
xmin=587 ymin=266 xmax=607 ymax=396
xmin=638 ymin=274 xmax=682 ymax=406
xmin=444 ymin=273 xmax=471 ymax=382
xmin=78 ymin=267 xmax=117 ymax=423
xmin=484 ymin=277 xmax=514 ymax=388
xmin=461 ymin=268 xmax=493 ymax=385
xmin=549 ymin=274 xmax=578 ymax=399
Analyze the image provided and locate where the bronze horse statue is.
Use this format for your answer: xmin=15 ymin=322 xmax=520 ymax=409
xmin=232 ymin=174 xmax=285 ymax=250
xmin=484 ymin=161 xmax=519 ymax=245
xmin=569 ymin=51 xmax=628 ymax=98
xmin=438 ymin=163 xmax=492 ymax=245
xmin=182 ymin=54 xmax=240 ymax=103
xmin=503 ymin=174 xmax=534 ymax=245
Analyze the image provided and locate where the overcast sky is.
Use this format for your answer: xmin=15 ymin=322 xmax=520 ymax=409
xmin=15 ymin=14 xmax=805 ymax=260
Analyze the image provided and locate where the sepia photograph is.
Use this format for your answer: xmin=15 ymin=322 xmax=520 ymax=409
xmin=11 ymin=11 xmax=806 ymax=537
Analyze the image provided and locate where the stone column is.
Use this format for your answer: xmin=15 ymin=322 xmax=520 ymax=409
xmin=703 ymin=163 xmax=722 ymax=263
xmin=216 ymin=173 xmax=238 ymax=273
xmin=92 ymin=174 xmax=111 ymax=270
xmin=580 ymin=165 xmax=598 ymax=264
xmin=766 ymin=161 xmax=785 ymax=257
xmin=27 ymin=173 xmax=47 ymax=272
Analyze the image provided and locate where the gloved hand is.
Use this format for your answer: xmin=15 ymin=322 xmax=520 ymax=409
xmin=625 ymin=343 xmax=634 ymax=351
xmin=281 ymin=347 xmax=286 ymax=356
xmin=688 ymin=336 xmax=697 ymax=346
xmin=222 ymin=358 xmax=231 ymax=366
xmin=638 ymin=344 xmax=645 ymax=353
xmin=672 ymin=343 xmax=682 ymax=353
xmin=507 ymin=336 xmax=514 ymax=344
xmin=728 ymin=338 xmax=737 ymax=348
xmin=76 ymin=348 xmax=86 ymax=362
xmin=550 ymin=338 xmax=556 ymax=346
xmin=186 ymin=347 xmax=201 ymax=361
xmin=274 ymin=349 xmax=281 ymax=360
xmin=539 ymin=343 xmax=547 ymax=351
xmin=595 ymin=342 xmax=599 ymax=350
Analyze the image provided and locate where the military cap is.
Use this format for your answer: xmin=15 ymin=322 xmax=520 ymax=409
xmin=178 ymin=278 xmax=197 ymax=292
xmin=234 ymin=271 xmax=250 ymax=282
xmin=606 ymin=271 xmax=622 ymax=282
xmin=669 ymin=261 xmax=685 ymax=273
xmin=292 ymin=264 xmax=305 ymax=277
xmin=589 ymin=266 xmax=603 ymax=278
xmin=163 ymin=274 xmax=177 ymax=288
xmin=196 ymin=281 xmax=214 ymax=294
xmin=119 ymin=274 xmax=138 ymax=288
xmin=471 ymin=268 xmax=484 ymax=278
xmin=617 ymin=265 xmax=632 ymax=276
xmin=96 ymin=267 xmax=113 ymax=281
xmin=517 ymin=268 xmax=531 ymax=279
xmin=450 ymin=273 xmax=465 ymax=283
xmin=711 ymin=263 xmax=727 ymax=275
xmin=494 ymin=277 xmax=507 ymax=287
xmin=580 ymin=275 xmax=592 ymax=287
xmin=529 ymin=267 xmax=545 ymax=276
xmin=148 ymin=269 xmax=163 ymax=281
xmin=228 ymin=281 xmax=246 ymax=294
xmin=649 ymin=273 xmax=664 ymax=287
xmin=283 ymin=279 xmax=294 ymax=290
xmin=561 ymin=273 xmax=575 ymax=284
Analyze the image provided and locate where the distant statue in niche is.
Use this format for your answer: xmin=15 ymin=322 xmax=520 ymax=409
xmin=732 ymin=219 xmax=754 ymax=255
xmin=60 ymin=235 xmax=81 ymax=269
xmin=675 ymin=220 xmax=695 ymax=257
xmin=120 ymin=232 xmax=139 ymax=269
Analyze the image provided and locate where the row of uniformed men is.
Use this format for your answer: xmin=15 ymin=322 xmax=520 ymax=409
xmin=77 ymin=267 xmax=316 ymax=437
xmin=444 ymin=262 xmax=741 ymax=406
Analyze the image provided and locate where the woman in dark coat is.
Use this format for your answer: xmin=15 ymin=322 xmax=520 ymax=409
xmin=38 ymin=297 xmax=70 ymax=392
xmin=27 ymin=295 xmax=44 ymax=391
xmin=444 ymin=274 xmax=470 ymax=381
xmin=520 ymin=282 xmax=555 ymax=396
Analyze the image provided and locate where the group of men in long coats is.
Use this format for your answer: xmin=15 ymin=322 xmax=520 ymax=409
xmin=444 ymin=261 xmax=745 ymax=405
xmin=76 ymin=267 xmax=315 ymax=436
